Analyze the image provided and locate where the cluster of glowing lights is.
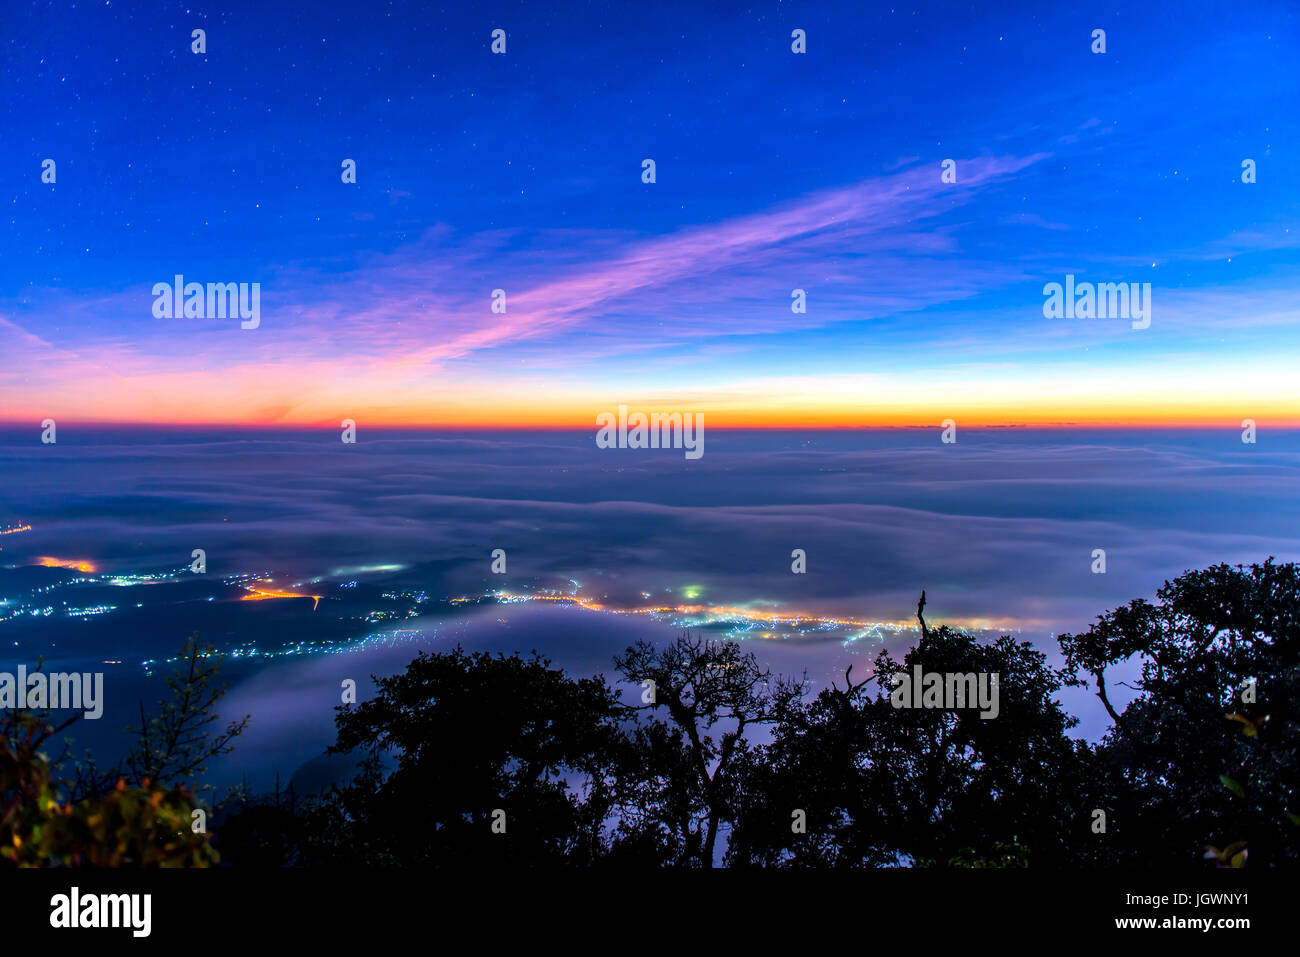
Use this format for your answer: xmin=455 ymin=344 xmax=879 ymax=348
xmin=66 ymin=604 xmax=117 ymax=617
xmin=489 ymin=589 xmax=1025 ymax=641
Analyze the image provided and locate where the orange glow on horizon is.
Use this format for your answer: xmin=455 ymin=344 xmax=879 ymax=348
xmin=36 ymin=556 xmax=98 ymax=573
xmin=3 ymin=405 xmax=1298 ymax=430
xmin=3 ymin=367 xmax=1298 ymax=431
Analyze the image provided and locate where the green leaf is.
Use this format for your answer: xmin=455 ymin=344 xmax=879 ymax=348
xmin=1219 ymin=774 xmax=1245 ymax=798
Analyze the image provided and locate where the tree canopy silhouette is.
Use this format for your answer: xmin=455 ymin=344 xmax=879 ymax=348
xmin=209 ymin=559 xmax=1300 ymax=869
xmin=1058 ymin=558 xmax=1299 ymax=866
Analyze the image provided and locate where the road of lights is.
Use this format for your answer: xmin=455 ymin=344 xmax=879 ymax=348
xmin=239 ymin=579 xmax=323 ymax=610
xmin=488 ymin=590 xmax=1029 ymax=642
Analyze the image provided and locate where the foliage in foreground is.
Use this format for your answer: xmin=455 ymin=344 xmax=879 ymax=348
xmin=0 ymin=634 xmax=246 ymax=867
xmin=6 ymin=561 xmax=1296 ymax=868
xmin=218 ymin=559 xmax=1296 ymax=869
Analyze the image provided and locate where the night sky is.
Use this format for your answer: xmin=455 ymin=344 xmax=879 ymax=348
xmin=2 ymin=0 xmax=1297 ymax=425
xmin=2 ymin=2 xmax=1299 ymax=800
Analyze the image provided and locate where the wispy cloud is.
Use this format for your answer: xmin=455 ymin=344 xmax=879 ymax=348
xmin=4 ymin=154 xmax=1051 ymax=421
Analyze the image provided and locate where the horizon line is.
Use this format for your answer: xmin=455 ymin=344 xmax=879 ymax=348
xmin=2 ymin=419 xmax=1295 ymax=431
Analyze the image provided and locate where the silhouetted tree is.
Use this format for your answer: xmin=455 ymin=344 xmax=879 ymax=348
xmin=614 ymin=633 xmax=802 ymax=867
xmin=303 ymin=647 xmax=628 ymax=867
xmin=1059 ymin=558 xmax=1300 ymax=866
xmin=225 ymin=562 xmax=1300 ymax=869
xmin=61 ymin=633 xmax=249 ymax=808
xmin=729 ymin=624 xmax=1098 ymax=867
xmin=213 ymin=775 xmax=303 ymax=867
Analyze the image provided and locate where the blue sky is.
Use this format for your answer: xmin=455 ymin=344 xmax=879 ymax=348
xmin=2 ymin=0 xmax=1297 ymax=425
